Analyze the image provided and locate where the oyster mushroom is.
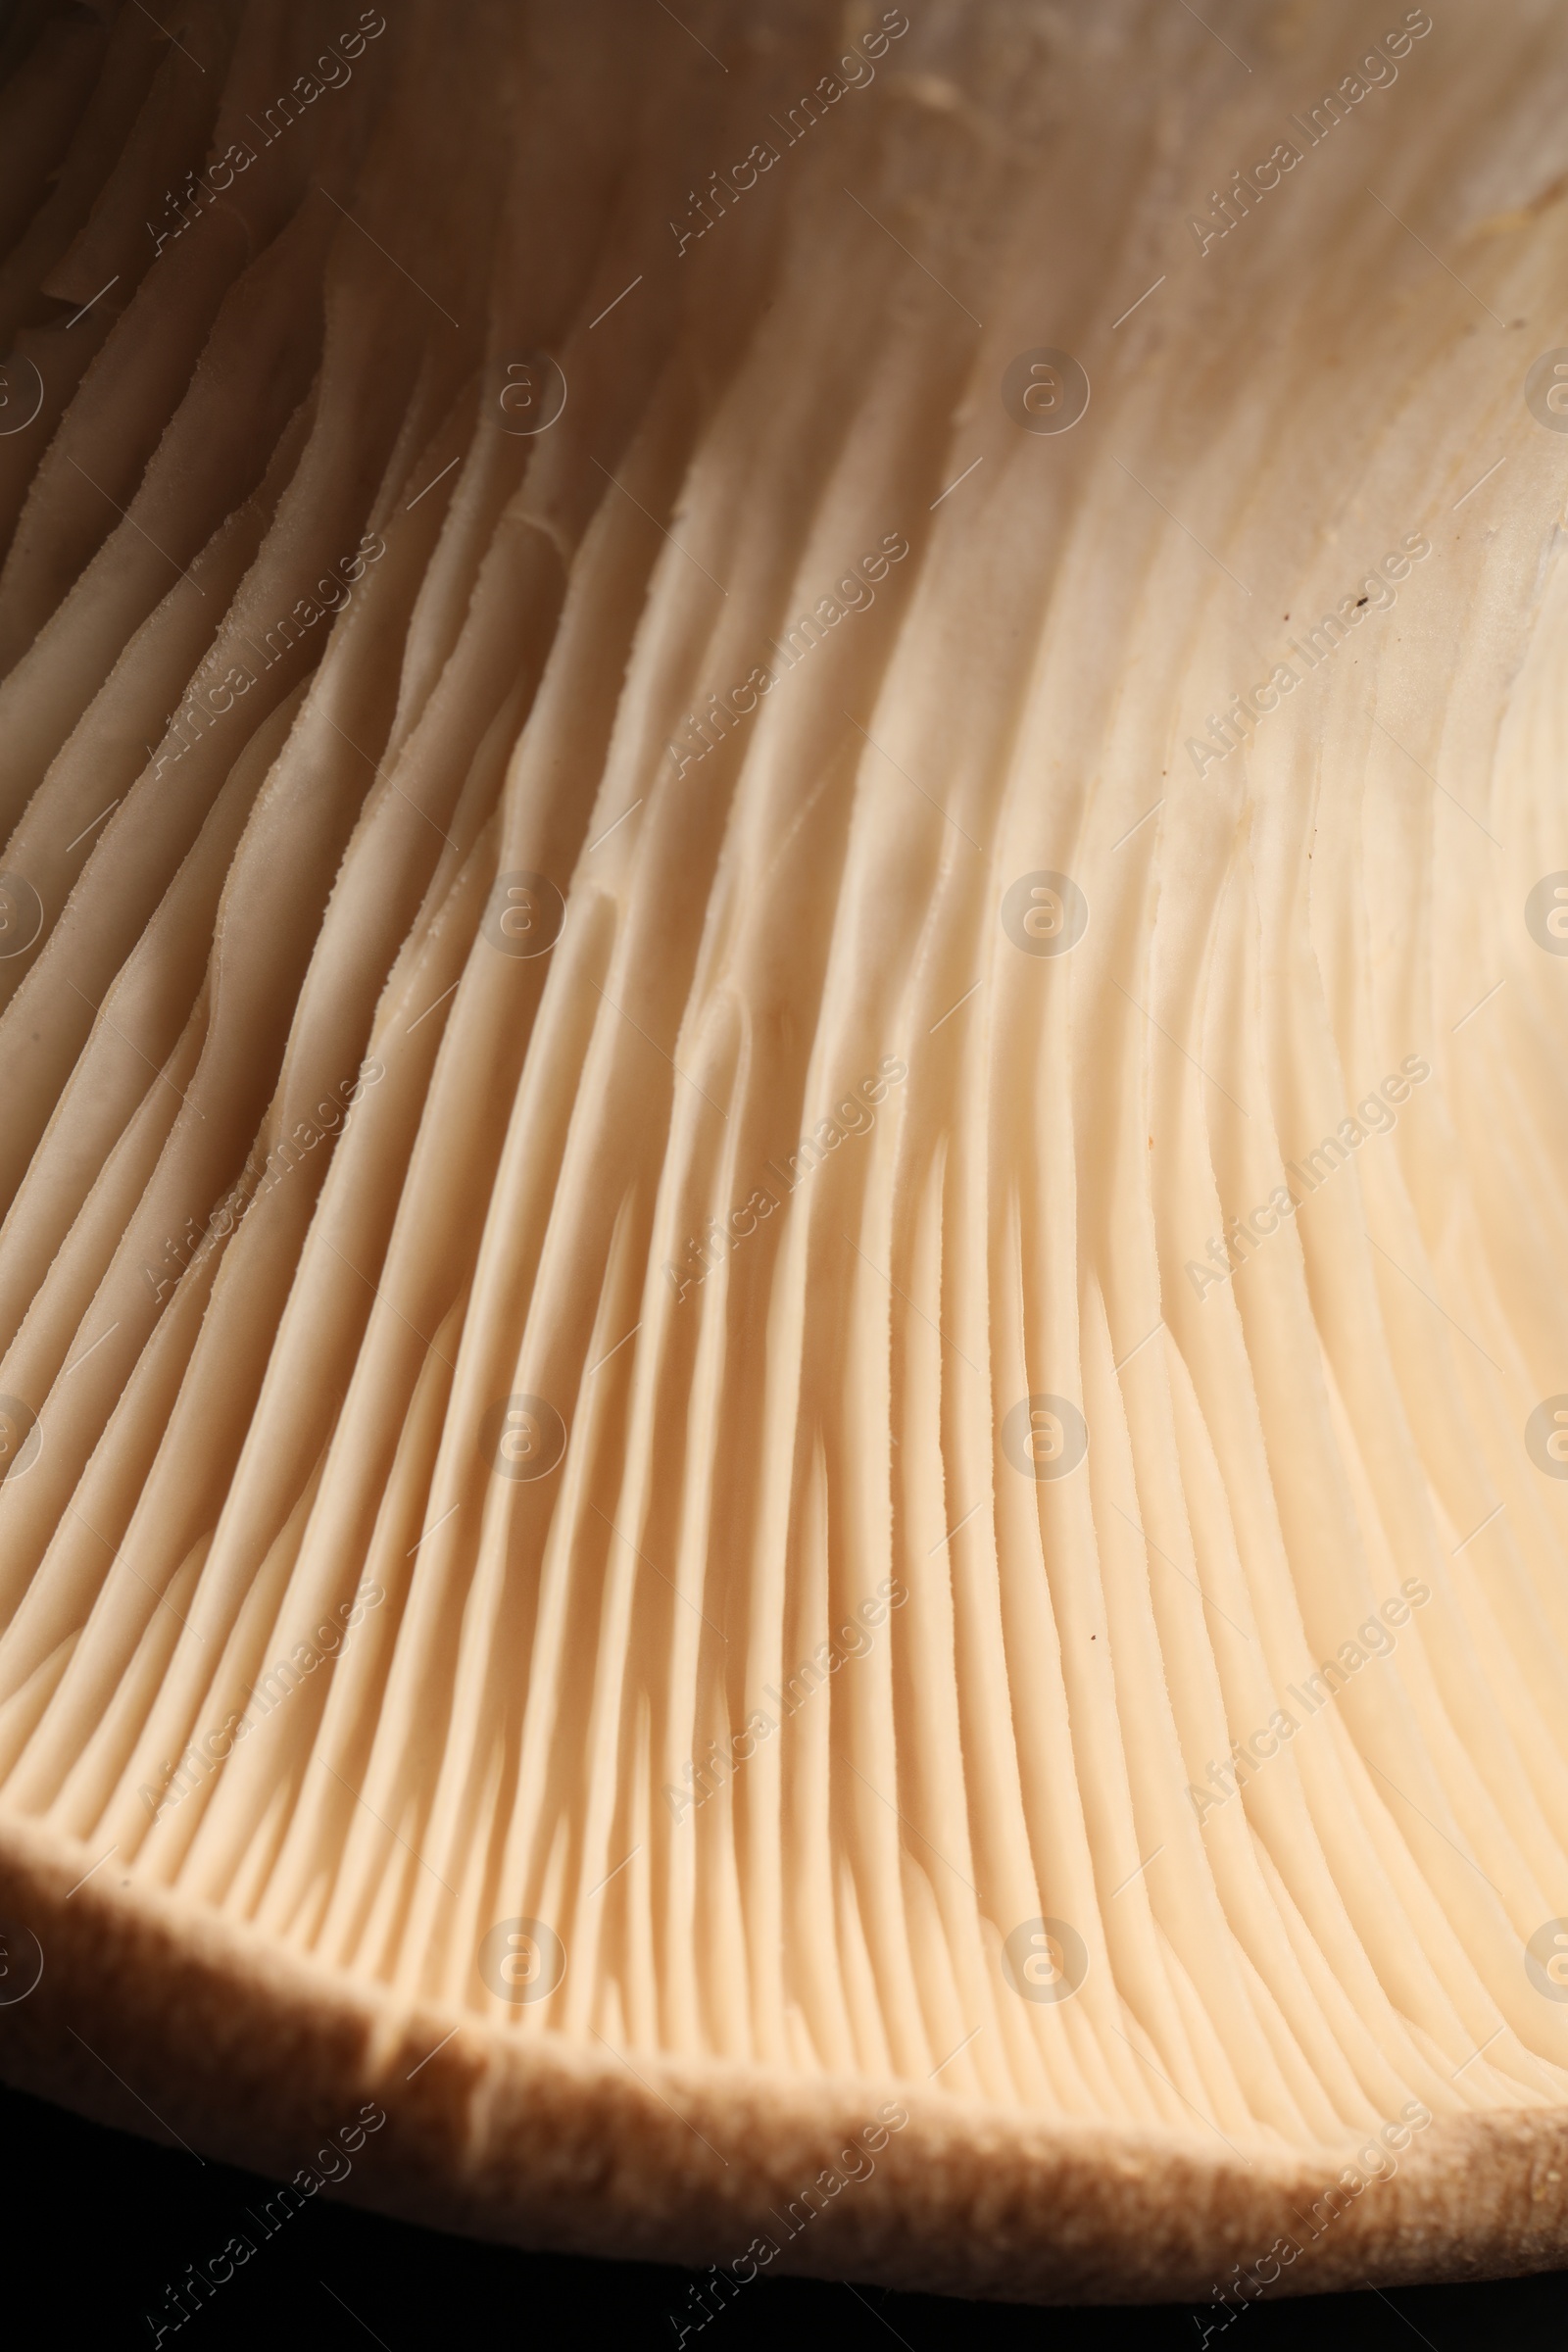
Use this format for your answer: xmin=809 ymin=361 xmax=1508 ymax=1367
xmin=0 ymin=0 xmax=1567 ymax=2311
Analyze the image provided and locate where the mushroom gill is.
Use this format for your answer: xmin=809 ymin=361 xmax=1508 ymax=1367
xmin=1 ymin=0 xmax=1567 ymax=2307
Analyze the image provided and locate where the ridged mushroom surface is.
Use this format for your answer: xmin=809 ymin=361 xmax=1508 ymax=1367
xmin=2 ymin=0 xmax=1568 ymax=2305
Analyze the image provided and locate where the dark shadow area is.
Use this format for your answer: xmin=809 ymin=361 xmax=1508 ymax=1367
xmin=1 ymin=2078 xmax=1564 ymax=2347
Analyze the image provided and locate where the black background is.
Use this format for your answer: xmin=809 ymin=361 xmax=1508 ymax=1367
xmin=4 ymin=2081 xmax=1564 ymax=2348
